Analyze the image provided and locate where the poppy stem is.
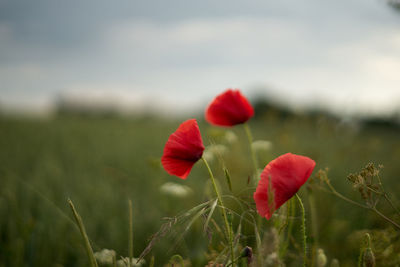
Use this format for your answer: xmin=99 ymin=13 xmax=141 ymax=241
xmin=279 ymin=198 xmax=296 ymax=260
xmin=295 ymin=193 xmax=307 ymax=267
xmin=202 ymin=157 xmax=235 ymax=266
xmin=243 ymin=123 xmax=259 ymax=184
xmin=128 ymin=199 xmax=134 ymax=267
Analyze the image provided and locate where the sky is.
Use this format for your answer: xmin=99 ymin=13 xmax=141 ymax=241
xmin=0 ymin=0 xmax=400 ymax=116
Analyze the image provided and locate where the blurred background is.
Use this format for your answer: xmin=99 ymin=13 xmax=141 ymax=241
xmin=1 ymin=0 xmax=400 ymax=266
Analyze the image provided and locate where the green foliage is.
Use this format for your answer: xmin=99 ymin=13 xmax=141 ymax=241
xmin=1 ymin=113 xmax=400 ymax=266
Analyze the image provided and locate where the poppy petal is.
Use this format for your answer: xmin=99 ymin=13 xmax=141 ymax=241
xmin=161 ymin=119 xmax=205 ymax=179
xmin=205 ymin=89 xmax=254 ymax=126
xmin=254 ymin=153 xmax=316 ymax=219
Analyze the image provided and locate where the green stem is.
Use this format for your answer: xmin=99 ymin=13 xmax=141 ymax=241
xmin=68 ymin=199 xmax=98 ymax=267
xmin=280 ymin=198 xmax=296 ymax=260
xmin=243 ymin=123 xmax=259 ymax=184
xmin=324 ymin=179 xmax=400 ymax=230
xmin=377 ymin=175 xmax=400 ymax=215
xmin=226 ymin=255 xmax=243 ymax=267
xmin=128 ymin=199 xmax=134 ymax=266
xmin=325 ymin=179 xmax=368 ymax=209
xmin=296 ymin=194 xmax=307 ymax=267
xmin=372 ymin=207 xmax=400 ymax=230
xmin=202 ymin=157 xmax=235 ymax=266
xmin=308 ymin=189 xmax=318 ymax=267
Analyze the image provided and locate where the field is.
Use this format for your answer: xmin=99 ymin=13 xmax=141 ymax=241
xmin=1 ymin=110 xmax=400 ymax=266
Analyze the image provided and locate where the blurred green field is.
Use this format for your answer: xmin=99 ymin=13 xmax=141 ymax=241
xmin=1 ymin=111 xmax=400 ymax=266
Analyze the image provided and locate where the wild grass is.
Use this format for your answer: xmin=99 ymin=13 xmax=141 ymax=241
xmin=0 ymin=112 xmax=400 ymax=266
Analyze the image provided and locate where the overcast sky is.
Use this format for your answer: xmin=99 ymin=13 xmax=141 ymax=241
xmin=0 ymin=0 xmax=400 ymax=116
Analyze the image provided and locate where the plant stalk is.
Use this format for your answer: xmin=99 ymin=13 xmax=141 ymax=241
xmin=202 ymin=157 xmax=235 ymax=266
xmin=128 ymin=199 xmax=134 ymax=266
xmin=68 ymin=199 xmax=98 ymax=267
xmin=243 ymin=123 xmax=259 ymax=184
xmin=296 ymin=194 xmax=307 ymax=267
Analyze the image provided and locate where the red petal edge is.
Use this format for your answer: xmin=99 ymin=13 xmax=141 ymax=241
xmin=161 ymin=119 xmax=205 ymax=179
xmin=254 ymin=153 xmax=316 ymax=219
xmin=205 ymin=89 xmax=254 ymax=127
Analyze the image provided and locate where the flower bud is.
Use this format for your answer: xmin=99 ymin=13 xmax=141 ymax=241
xmin=240 ymin=246 xmax=253 ymax=264
xmin=363 ymin=248 xmax=375 ymax=267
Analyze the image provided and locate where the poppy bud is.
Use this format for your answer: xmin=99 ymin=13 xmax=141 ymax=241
xmin=363 ymin=248 xmax=375 ymax=267
xmin=240 ymin=246 xmax=253 ymax=264
xmin=362 ymin=233 xmax=375 ymax=267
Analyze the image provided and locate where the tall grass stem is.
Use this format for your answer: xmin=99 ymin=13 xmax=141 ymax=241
xmin=128 ymin=199 xmax=134 ymax=267
xmin=202 ymin=157 xmax=235 ymax=266
xmin=243 ymin=123 xmax=259 ymax=184
xmin=68 ymin=199 xmax=98 ymax=267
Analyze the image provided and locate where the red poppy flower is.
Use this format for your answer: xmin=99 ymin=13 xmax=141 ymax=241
xmin=161 ymin=119 xmax=205 ymax=179
xmin=205 ymin=89 xmax=254 ymax=127
xmin=254 ymin=153 xmax=316 ymax=219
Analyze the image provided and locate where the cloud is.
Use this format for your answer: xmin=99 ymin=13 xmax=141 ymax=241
xmin=0 ymin=0 xmax=400 ymax=115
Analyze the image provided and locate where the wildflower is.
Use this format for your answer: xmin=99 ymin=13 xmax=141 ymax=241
xmin=224 ymin=130 xmax=238 ymax=144
xmin=317 ymin=249 xmax=327 ymax=267
xmin=94 ymin=249 xmax=116 ymax=266
xmin=254 ymin=153 xmax=316 ymax=219
xmin=116 ymin=257 xmax=145 ymax=267
xmin=161 ymin=119 xmax=205 ymax=179
xmin=205 ymin=89 xmax=254 ymax=127
xmin=159 ymin=182 xmax=193 ymax=198
xmin=203 ymin=144 xmax=229 ymax=162
xmin=251 ymin=140 xmax=273 ymax=152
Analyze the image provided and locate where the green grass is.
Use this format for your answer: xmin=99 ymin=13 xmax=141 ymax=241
xmin=0 ymin=113 xmax=399 ymax=266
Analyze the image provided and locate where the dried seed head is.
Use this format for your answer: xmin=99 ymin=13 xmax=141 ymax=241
xmin=316 ymin=168 xmax=329 ymax=183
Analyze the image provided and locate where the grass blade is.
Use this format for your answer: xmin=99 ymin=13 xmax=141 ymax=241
xmin=203 ymin=199 xmax=218 ymax=233
xmin=68 ymin=199 xmax=98 ymax=267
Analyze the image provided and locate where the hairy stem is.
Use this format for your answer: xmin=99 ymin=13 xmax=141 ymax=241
xmin=279 ymin=198 xmax=296 ymax=260
xmin=202 ymin=157 xmax=235 ymax=266
xmin=308 ymin=189 xmax=318 ymax=267
xmin=296 ymin=194 xmax=307 ymax=267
